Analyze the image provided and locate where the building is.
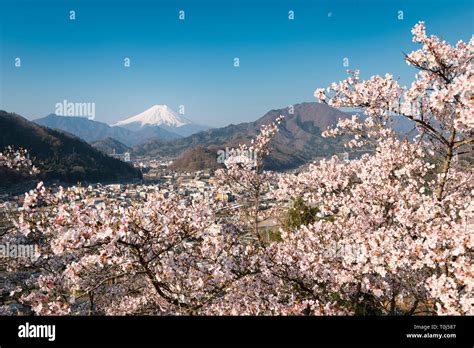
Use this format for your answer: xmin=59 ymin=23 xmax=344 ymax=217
xmin=110 ymin=149 xmax=131 ymax=162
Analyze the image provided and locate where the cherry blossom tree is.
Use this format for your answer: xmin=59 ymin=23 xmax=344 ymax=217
xmin=2 ymin=120 xmax=282 ymax=315
xmin=272 ymin=135 xmax=472 ymax=315
xmin=1 ymin=22 xmax=472 ymax=316
xmin=314 ymin=21 xmax=473 ymax=200
xmin=0 ymin=146 xmax=38 ymax=175
xmin=216 ymin=116 xmax=284 ymax=240
xmin=284 ymin=22 xmax=474 ymax=315
xmin=8 ymin=183 xmax=266 ymax=315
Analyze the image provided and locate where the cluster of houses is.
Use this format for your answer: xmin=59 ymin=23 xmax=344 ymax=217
xmin=62 ymin=168 xmax=236 ymax=208
xmin=109 ymin=149 xmax=131 ymax=162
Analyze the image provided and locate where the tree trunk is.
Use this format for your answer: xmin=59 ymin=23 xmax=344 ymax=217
xmin=435 ymin=129 xmax=456 ymax=201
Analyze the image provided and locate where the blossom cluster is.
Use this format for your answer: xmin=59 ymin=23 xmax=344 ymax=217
xmin=0 ymin=146 xmax=38 ymax=175
xmin=273 ymin=136 xmax=472 ymax=315
xmin=315 ymin=22 xmax=473 ymax=137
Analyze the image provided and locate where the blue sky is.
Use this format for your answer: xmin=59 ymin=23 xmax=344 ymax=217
xmin=0 ymin=0 xmax=472 ymax=126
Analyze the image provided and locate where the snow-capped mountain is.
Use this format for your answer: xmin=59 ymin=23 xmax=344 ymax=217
xmin=114 ymin=105 xmax=189 ymax=129
xmin=113 ymin=105 xmax=208 ymax=137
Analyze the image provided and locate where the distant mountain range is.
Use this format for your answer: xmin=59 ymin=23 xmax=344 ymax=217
xmin=137 ymin=102 xmax=353 ymax=171
xmin=0 ymin=111 xmax=142 ymax=185
xmin=33 ymin=105 xmax=209 ymax=149
xmin=28 ymin=102 xmax=356 ymax=172
xmin=2 ymin=102 xmax=417 ymax=183
xmin=34 ymin=113 xmax=181 ymax=146
xmin=145 ymin=103 xmax=417 ymax=172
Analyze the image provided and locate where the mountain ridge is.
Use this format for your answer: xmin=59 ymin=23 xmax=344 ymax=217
xmin=34 ymin=114 xmax=181 ymax=146
xmin=91 ymin=137 xmax=132 ymax=155
xmin=136 ymin=102 xmax=351 ymax=171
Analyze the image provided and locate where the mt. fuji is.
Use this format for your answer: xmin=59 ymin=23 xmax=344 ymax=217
xmin=113 ymin=105 xmax=208 ymax=137
xmin=114 ymin=105 xmax=189 ymax=128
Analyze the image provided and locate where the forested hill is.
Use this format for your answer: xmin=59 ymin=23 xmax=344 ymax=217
xmin=0 ymin=111 xmax=142 ymax=185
